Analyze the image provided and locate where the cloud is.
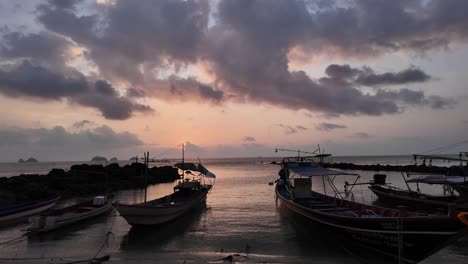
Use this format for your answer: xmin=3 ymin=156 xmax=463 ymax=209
xmin=296 ymin=125 xmax=307 ymax=131
xmin=0 ymin=60 xmax=154 ymax=120
xmin=242 ymin=136 xmax=256 ymax=142
xmin=0 ymin=0 xmax=464 ymax=119
xmin=0 ymin=125 xmax=144 ymax=161
xmin=145 ymin=76 xmax=225 ymax=104
xmin=316 ymin=122 xmax=347 ymax=131
xmin=353 ymin=132 xmax=373 ymax=139
xmin=37 ymin=0 xmax=209 ymax=83
xmin=325 ymin=64 xmax=431 ymax=86
xmin=184 ymin=141 xmax=205 ymax=153
xmin=0 ymin=31 xmax=71 ymax=66
xmin=278 ymin=124 xmax=307 ymax=135
xmin=72 ymin=120 xmax=94 ymax=129
xmin=201 ymin=1 xmax=455 ymax=116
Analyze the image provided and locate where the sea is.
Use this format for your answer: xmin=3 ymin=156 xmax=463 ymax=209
xmin=0 ymin=156 xmax=467 ymax=263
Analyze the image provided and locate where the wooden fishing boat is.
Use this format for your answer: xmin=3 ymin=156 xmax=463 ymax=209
xmin=0 ymin=195 xmax=60 ymax=225
xmin=26 ymin=194 xmax=114 ymax=233
xmin=114 ymin=149 xmax=215 ymax=226
xmin=115 ymin=180 xmax=211 ymax=226
xmin=368 ymin=183 xmax=468 ymax=212
xmin=275 ymin=151 xmax=468 ymax=264
xmin=365 ymin=153 xmax=468 ymax=213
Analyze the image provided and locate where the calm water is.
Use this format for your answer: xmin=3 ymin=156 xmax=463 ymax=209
xmin=0 ymin=157 xmax=467 ymax=263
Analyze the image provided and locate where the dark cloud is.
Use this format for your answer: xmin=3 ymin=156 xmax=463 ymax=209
xmin=0 ymin=61 xmax=154 ymax=120
xmin=126 ymin=88 xmax=145 ymax=98
xmin=72 ymin=120 xmax=94 ymax=129
xmin=316 ymin=122 xmax=347 ymax=131
xmin=0 ymin=0 xmax=464 ymax=118
xmin=0 ymin=60 xmax=88 ymax=99
xmin=143 ymin=76 xmax=225 ymax=104
xmin=37 ymin=0 xmax=210 ymax=83
xmin=0 ymin=31 xmax=71 ymax=65
xmin=0 ymin=125 xmax=143 ymax=161
xmin=242 ymin=136 xmax=256 ymax=142
xmin=325 ymin=64 xmax=431 ymax=86
xmin=306 ymin=0 xmax=468 ymax=56
xmin=201 ymin=1 xmax=454 ymax=116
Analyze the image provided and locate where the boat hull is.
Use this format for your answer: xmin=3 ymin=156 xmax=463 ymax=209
xmin=27 ymin=196 xmax=113 ymax=233
xmin=276 ymin=187 xmax=466 ymax=264
xmin=369 ymin=185 xmax=468 ymax=212
xmin=0 ymin=196 xmax=60 ymax=225
xmin=115 ymin=188 xmax=209 ymax=226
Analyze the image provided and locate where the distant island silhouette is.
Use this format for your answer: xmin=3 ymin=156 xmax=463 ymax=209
xmin=91 ymin=156 xmax=107 ymax=162
xmin=109 ymin=157 xmax=118 ymax=162
xmin=18 ymin=157 xmax=38 ymax=163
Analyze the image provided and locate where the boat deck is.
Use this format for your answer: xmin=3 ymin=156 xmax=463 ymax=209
xmin=293 ymin=194 xmax=402 ymax=218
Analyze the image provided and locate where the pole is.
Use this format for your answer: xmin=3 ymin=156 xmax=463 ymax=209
xmin=144 ymin=152 xmax=148 ymax=203
xmin=182 ymin=144 xmax=185 ymax=181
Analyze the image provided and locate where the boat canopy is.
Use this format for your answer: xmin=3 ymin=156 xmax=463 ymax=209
xmin=174 ymin=163 xmax=216 ymax=178
xmin=285 ymin=162 xmax=357 ymax=177
xmin=407 ymin=175 xmax=467 ymax=185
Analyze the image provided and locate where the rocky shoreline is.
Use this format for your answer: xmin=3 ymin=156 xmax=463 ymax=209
xmin=0 ymin=162 xmax=180 ymax=204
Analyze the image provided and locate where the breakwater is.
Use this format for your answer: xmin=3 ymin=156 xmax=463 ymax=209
xmin=0 ymin=162 xmax=179 ymax=204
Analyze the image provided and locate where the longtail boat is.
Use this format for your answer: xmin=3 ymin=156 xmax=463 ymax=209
xmin=366 ymin=153 xmax=468 ymax=213
xmin=0 ymin=195 xmax=60 ymax=225
xmin=114 ymin=148 xmax=215 ymax=226
xmin=275 ymin=150 xmax=468 ymax=264
xmin=27 ymin=194 xmax=114 ymax=233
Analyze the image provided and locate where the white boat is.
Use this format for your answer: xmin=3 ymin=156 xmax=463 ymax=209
xmin=27 ymin=195 xmax=114 ymax=232
xmin=114 ymin=149 xmax=215 ymax=226
xmin=0 ymin=195 xmax=60 ymax=225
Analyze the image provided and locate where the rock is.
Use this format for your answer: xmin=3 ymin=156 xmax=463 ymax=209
xmin=18 ymin=158 xmax=25 ymax=163
xmin=25 ymin=157 xmax=38 ymax=162
xmin=0 ymin=162 xmax=182 ymax=202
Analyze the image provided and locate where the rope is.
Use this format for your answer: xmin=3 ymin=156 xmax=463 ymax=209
xmin=92 ymin=213 xmax=117 ymax=260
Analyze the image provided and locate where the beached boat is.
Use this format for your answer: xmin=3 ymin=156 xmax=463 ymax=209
xmin=0 ymin=195 xmax=60 ymax=225
xmin=114 ymin=150 xmax=215 ymax=226
xmin=27 ymin=194 xmax=114 ymax=233
xmin=275 ymin=153 xmax=468 ymax=264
